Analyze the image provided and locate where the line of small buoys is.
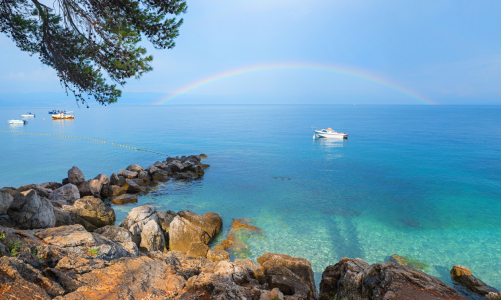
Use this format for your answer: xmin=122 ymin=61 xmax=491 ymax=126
xmin=0 ymin=130 xmax=167 ymax=156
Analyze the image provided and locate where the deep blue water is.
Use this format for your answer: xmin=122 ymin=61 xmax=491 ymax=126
xmin=0 ymin=105 xmax=500 ymax=288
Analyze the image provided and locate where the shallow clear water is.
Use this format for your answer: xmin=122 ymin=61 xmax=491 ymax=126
xmin=1 ymin=105 xmax=500 ymax=288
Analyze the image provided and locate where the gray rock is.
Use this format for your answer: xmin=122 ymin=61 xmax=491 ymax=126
xmin=151 ymin=169 xmax=170 ymax=182
xmin=120 ymin=204 xmax=159 ymax=246
xmin=15 ymin=184 xmax=52 ymax=198
xmin=49 ymin=183 xmax=80 ymax=204
xmin=122 ymin=179 xmax=143 ymax=193
xmin=0 ymin=188 xmax=13 ymax=214
xmin=53 ymin=207 xmax=98 ymax=231
xmin=94 ymin=174 xmax=110 ymax=186
xmin=40 ymin=182 xmax=62 ymax=190
xmin=145 ymin=165 xmax=158 ymax=174
xmin=138 ymin=171 xmax=151 ymax=185
xmin=109 ymin=173 xmax=120 ymax=186
xmin=126 ymin=164 xmax=144 ymax=173
xmin=94 ymin=225 xmax=138 ymax=256
xmin=7 ymin=189 xmax=56 ymax=229
xmin=118 ymin=169 xmax=138 ymax=179
xmin=62 ymin=178 xmax=69 ymax=185
xmin=62 ymin=196 xmax=115 ymax=228
xmin=140 ymin=219 xmax=166 ymax=252
xmin=167 ymin=161 xmax=184 ymax=173
xmin=68 ymin=166 xmax=85 ymax=185
xmin=78 ymin=179 xmax=102 ymax=198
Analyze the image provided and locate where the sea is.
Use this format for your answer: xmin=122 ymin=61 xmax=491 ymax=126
xmin=0 ymin=105 xmax=500 ymax=289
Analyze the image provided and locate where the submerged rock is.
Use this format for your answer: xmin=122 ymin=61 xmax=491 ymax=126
xmin=319 ymin=257 xmax=467 ymax=300
xmin=388 ymin=254 xmax=429 ymax=271
xmin=217 ymin=218 xmax=264 ymax=259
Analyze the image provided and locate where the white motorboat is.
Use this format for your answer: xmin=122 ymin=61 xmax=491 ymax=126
xmin=312 ymin=127 xmax=348 ymax=139
xmin=8 ymin=120 xmax=27 ymax=124
xmin=21 ymin=112 xmax=35 ymax=118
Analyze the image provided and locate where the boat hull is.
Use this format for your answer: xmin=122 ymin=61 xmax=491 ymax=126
xmin=51 ymin=115 xmax=74 ymax=119
xmin=8 ymin=120 xmax=26 ymax=124
xmin=314 ymin=130 xmax=348 ymax=139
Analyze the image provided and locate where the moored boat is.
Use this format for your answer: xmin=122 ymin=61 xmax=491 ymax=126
xmin=8 ymin=120 xmax=27 ymax=124
xmin=21 ymin=112 xmax=35 ymax=118
xmin=51 ymin=111 xmax=74 ymax=119
xmin=312 ymin=127 xmax=348 ymax=139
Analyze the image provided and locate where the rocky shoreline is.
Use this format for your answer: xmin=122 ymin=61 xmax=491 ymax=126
xmin=0 ymin=155 xmax=499 ymax=299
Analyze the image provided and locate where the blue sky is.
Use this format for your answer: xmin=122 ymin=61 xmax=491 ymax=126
xmin=1 ymin=0 xmax=500 ymax=105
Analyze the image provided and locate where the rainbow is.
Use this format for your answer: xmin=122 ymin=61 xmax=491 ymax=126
xmin=154 ymin=62 xmax=436 ymax=105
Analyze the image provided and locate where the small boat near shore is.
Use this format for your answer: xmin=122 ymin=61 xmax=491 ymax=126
xmin=51 ymin=111 xmax=74 ymax=120
xmin=312 ymin=127 xmax=348 ymax=139
xmin=21 ymin=113 xmax=35 ymax=118
xmin=8 ymin=120 xmax=27 ymax=125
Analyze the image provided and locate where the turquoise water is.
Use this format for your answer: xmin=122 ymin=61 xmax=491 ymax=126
xmin=0 ymin=105 xmax=500 ymax=288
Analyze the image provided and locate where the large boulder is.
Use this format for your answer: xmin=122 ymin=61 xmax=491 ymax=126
xmin=156 ymin=210 xmax=177 ymax=242
xmin=68 ymin=166 xmax=85 ymax=185
xmin=62 ymin=196 xmax=115 ymax=228
xmin=0 ymin=188 xmax=13 ymax=214
xmin=126 ymin=164 xmax=144 ymax=173
xmin=138 ymin=170 xmax=151 ymax=185
xmin=319 ymin=258 xmax=467 ymax=300
xmin=110 ymin=194 xmax=138 ymax=205
xmin=169 ymin=215 xmax=211 ymax=253
xmin=78 ymin=179 xmax=102 ymax=198
xmin=102 ymin=185 xmax=125 ymax=198
xmin=15 ymin=183 xmax=52 ymax=198
xmin=48 ymin=183 xmax=80 ymax=204
xmin=94 ymin=174 xmax=110 ymax=186
xmin=109 ymin=173 xmax=121 ymax=186
xmin=450 ymin=265 xmax=500 ymax=297
xmin=145 ymin=165 xmax=158 ymax=175
xmin=258 ymin=252 xmax=318 ymax=300
xmin=178 ymin=210 xmax=222 ymax=240
xmin=140 ymin=219 xmax=166 ymax=252
xmin=122 ymin=178 xmax=144 ymax=193
xmin=7 ymin=189 xmax=56 ymax=229
xmin=166 ymin=160 xmax=184 ymax=173
xmin=118 ymin=169 xmax=138 ymax=179
xmin=53 ymin=207 xmax=98 ymax=231
xmin=37 ymin=224 xmax=132 ymax=261
xmin=120 ymin=204 xmax=159 ymax=246
xmin=151 ymin=169 xmax=170 ymax=182
xmin=94 ymin=225 xmax=139 ymax=256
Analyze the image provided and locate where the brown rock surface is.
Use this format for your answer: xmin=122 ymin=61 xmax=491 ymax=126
xmin=319 ymin=257 xmax=467 ymax=300
xmin=450 ymin=265 xmax=500 ymax=297
xmin=62 ymin=196 xmax=115 ymax=228
xmin=110 ymin=194 xmax=137 ymax=205
xmin=207 ymin=249 xmax=230 ymax=262
xmin=186 ymin=242 xmax=209 ymax=258
xmin=168 ymin=215 xmax=211 ymax=253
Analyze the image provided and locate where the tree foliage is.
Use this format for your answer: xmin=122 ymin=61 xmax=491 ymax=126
xmin=0 ymin=0 xmax=186 ymax=105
